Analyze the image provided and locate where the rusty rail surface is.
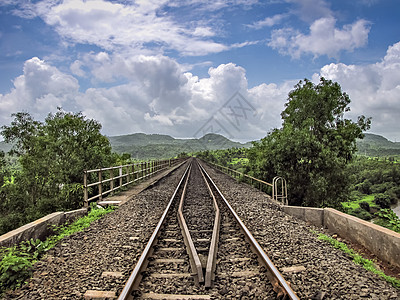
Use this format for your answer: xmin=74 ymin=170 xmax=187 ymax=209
xmin=117 ymin=162 xmax=191 ymax=300
xmin=198 ymin=161 xmax=299 ymax=300
xmin=198 ymin=162 xmax=221 ymax=288
xmin=83 ymin=158 xmax=185 ymax=207
xmin=177 ymin=163 xmax=205 ymax=284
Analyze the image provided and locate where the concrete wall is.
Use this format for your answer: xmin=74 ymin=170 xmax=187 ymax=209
xmin=324 ymin=208 xmax=400 ymax=269
xmin=282 ymin=205 xmax=400 ymax=269
xmin=282 ymin=206 xmax=324 ymax=227
xmin=64 ymin=208 xmax=87 ymax=223
xmin=0 ymin=208 xmax=87 ymax=248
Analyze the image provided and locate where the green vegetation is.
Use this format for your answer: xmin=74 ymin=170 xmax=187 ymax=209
xmin=109 ymin=133 xmax=250 ymax=160
xmin=194 ymin=81 xmax=399 ymax=233
xmin=357 ymin=133 xmax=400 ymax=157
xmin=343 ymin=156 xmax=400 ymax=227
xmin=0 ymin=205 xmax=114 ymax=293
xmin=374 ymin=209 xmax=400 ymax=233
xmin=341 ymin=195 xmax=380 ymax=220
xmin=315 ymin=232 xmax=400 ymax=289
xmin=247 ymin=78 xmax=371 ymax=207
xmin=0 ymin=110 xmax=123 ymax=235
xmin=196 ymin=148 xmax=248 ymax=171
xmin=0 ymin=110 xmax=248 ymax=236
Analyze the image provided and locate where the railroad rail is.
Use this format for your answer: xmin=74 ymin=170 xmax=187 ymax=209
xmin=198 ymin=161 xmax=298 ymax=299
xmin=118 ymin=158 xmax=299 ymax=299
xmin=117 ymin=162 xmax=191 ymax=299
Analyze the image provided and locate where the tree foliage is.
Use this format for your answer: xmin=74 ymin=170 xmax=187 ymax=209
xmin=0 ymin=110 xmax=113 ymax=234
xmin=248 ymin=78 xmax=371 ymax=207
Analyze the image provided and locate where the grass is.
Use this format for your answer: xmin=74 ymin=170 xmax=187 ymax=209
xmin=342 ymin=194 xmax=379 ymax=211
xmin=0 ymin=205 xmax=115 ymax=293
xmin=312 ymin=231 xmax=400 ymax=289
xmin=229 ymin=157 xmax=249 ymax=166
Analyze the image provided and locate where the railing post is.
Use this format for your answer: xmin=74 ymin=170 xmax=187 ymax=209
xmin=98 ymin=169 xmax=103 ymax=201
xmin=119 ymin=166 xmax=123 ymax=188
xmin=83 ymin=170 xmax=88 ymax=208
xmin=110 ymin=168 xmax=114 ymax=195
xmin=126 ymin=165 xmax=130 ymax=184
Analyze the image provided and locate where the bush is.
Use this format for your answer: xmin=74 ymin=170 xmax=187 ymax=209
xmin=374 ymin=193 xmax=391 ymax=209
xmin=370 ymin=182 xmax=395 ymax=194
xmin=359 ymin=201 xmax=370 ymax=212
xmin=348 ymin=208 xmax=372 ymax=221
xmin=374 ymin=209 xmax=400 ymax=233
xmin=387 ymin=187 xmax=400 ymax=205
xmin=389 ymin=186 xmax=400 ymax=198
xmin=349 ymin=190 xmax=363 ymax=202
xmin=356 ymin=179 xmax=372 ymax=195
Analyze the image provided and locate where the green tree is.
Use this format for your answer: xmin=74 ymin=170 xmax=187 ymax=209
xmin=248 ymin=78 xmax=371 ymax=207
xmin=0 ymin=110 xmax=113 ymax=233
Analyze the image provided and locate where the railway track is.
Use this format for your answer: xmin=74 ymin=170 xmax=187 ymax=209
xmin=6 ymin=157 xmax=398 ymax=299
xmin=118 ymin=159 xmax=298 ymax=299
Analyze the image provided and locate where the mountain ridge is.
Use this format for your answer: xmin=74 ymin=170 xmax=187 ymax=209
xmin=357 ymin=133 xmax=400 ymax=156
xmin=108 ymin=132 xmax=250 ymax=159
xmin=2 ymin=132 xmax=399 ymax=159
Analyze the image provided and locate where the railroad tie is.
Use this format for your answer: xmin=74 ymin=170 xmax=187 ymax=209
xmin=140 ymin=293 xmax=211 ymax=299
xmin=84 ymin=290 xmax=116 ymax=299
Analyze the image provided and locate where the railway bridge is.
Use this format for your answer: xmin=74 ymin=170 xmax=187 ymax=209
xmin=3 ymin=158 xmax=399 ymax=299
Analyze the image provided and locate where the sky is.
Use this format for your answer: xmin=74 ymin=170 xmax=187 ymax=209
xmin=0 ymin=0 xmax=399 ymax=143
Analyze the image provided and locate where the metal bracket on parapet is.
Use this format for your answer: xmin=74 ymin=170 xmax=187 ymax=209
xmin=272 ymin=176 xmax=288 ymax=205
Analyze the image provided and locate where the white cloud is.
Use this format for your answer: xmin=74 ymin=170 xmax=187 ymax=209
xmin=286 ymin=0 xmax=332 ymax=23
xmin=249 ymin=14 xmax=287 ymax=29
xmin=167 ymin=0 xmax=258 ymax=11
xmin=4 ymin=42 xmax=400 ymax=142
xmin=14 ymin=0 xmax=227 ymax=56
xmin=315 ymin=41 xmax=400 ymax=141
xmin=0 ymin=53 xmax=289 ymax=140
xmin=70 ymin=60 xmax=86 ymax=77
xmin=0 ymin=57 xmax=79 ymax=123
xmin=269 ymin=17 xmax=370 ymax=58
xmin=4 ymin=0 xmax=262 ymax=57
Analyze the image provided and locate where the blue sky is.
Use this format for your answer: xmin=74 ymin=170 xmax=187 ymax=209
xmin=0 ymin=0 xmax=399 ymax=142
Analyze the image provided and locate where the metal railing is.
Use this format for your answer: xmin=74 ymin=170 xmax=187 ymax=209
xmin=272 ymin=176 xmax=288 ymax=205
xmin=205 ymin=161 xmax=288 ymax=205
xmin=83 ymin=158 xmax=184 ymax=207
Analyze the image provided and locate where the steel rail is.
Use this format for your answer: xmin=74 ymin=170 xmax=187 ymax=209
xmin=117 ymin=162 xmax=191 ymax=300
xmin=198 ymin=162 xmax=220 ymax=288
xmin=198 ymin=161 xmax=299 ymax=300
xmin=177 ymin=163 xmax=204 ymax=284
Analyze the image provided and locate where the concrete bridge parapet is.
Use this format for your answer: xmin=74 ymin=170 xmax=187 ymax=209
xmin=282 ymin=205 xmax=400 ymax=269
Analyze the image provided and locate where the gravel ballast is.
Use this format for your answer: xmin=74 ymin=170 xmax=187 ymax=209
xmin=201 ymin=162 xmax=399 ymax=299
xmin=4 ymin=163 xmax=189 ymax=299
xmin=4 ymin=159 xmax=399 ymax=299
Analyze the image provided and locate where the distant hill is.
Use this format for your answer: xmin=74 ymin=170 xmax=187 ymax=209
xmin=3 ymin=132 xmax=396 ymax=159
xmin=108 ymin=133 xmax=175 ymax=147
xmin=0 ymin=133 xmax=248 ymax=160
xmin=357 ymin=133 xmax=400 ymax=156
xmin=108 ymin=133 xmax=249 ymax=159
